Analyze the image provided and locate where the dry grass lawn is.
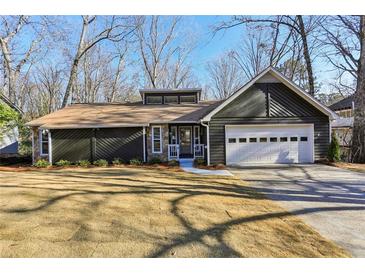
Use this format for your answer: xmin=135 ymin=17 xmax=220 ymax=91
xmin=330 ymin=162 xmax=365 ymax=173
xmin=0 ymin=166 xmax=349 ymax=258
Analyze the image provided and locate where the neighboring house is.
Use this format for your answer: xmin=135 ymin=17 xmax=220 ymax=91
xmin=329 ymin=95 xmax=354 ymax=157
xmin=0 ymin=94 xmax=22 ymax=156
xmin=26 ymin=67 xmax=337 ymax=166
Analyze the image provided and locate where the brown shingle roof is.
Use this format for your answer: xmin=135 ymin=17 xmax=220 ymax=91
xmin=26 ymin=101 xmax=221 ymax=129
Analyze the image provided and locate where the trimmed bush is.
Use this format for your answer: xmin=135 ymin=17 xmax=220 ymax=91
xmin=328 ymin=135 xmax=341 ymax=162
xmin=55 ymin=159 xmax=71 ymax=167
xmin=94 ymin=159 xmax=108 ymax=167
xmin=149 ymin=157 xmax=162 ymax=165
xmin=112 ymin=158 xmax=124 ymax=165
xmin=194 ymin=158 xmax=206 ymax=166
xmin=129 ymin=158 xmax=142 ymax=165
xmin=77 ymin=159 xmax=91 ymax=167
xmin=168 ymin=160 xmax=179 ymax=167
xmin=33 ymin=159 xmax=50 ymax=168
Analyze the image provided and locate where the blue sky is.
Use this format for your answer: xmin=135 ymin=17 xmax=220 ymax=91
xmin=21 ymin=16 xmax=342 ymax=94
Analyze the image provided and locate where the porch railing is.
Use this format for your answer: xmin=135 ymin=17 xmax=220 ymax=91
xmin=194 ymin=144 xmax=205 ymax=158
xmin=168 ymin=144 xmax=179 ymax=160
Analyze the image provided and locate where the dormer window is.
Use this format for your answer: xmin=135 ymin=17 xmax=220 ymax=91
xmin=146 ymin=96 xmax=162 ymax=104
xmin=140 ymin=88 xmax=201 ymax=105
xmin=180 ymin=95 xmax=196 ymax=104
xmin=164 ymin=95 xmax=178 ymax=104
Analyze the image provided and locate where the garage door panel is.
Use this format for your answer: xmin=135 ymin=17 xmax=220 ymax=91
xmin=226 ymin=125 xmax=313 ymax=165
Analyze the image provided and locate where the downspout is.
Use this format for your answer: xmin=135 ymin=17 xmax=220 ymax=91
xmin=143 ymin=126 xmax=146 ymax=162
xmin=31 ymin=128 xmax=34 ymax=164
xmin=48 ymin=130 xmax=53 ymax=165
xmin=200 ymin=120 xmax=210 ymax=166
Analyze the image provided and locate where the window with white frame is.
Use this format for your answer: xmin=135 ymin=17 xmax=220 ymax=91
xmin=40 ymin=129 xmax=49 ymax=155
xmin=152 ymin=126 xmax=162 ymax=153
xmin=193 ymin=126 xmax=200 ymax=145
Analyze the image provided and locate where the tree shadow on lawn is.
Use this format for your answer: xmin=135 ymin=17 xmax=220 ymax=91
xmin=0 ymin=167 xmax=359 ymax=257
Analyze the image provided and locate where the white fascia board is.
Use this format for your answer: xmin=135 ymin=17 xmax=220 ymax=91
xmin=202 ymin=67 xmax=338 ymax=121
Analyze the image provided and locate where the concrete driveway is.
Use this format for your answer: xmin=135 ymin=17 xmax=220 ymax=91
xmin=229 ymin=164 xmax=365 ymax=257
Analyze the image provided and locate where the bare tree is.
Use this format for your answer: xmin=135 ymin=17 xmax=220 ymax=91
xmin=34 ymin=63 xmax=64 ymax=113
xmin=231 ymin=32 xmax=271 ymax=80
xmin=207 ymin=51 xmax=244 ymax=99
xmin=136 ymin=16 xmax=197 ymax=89
xmin=215 ymin=15 xmax=324 ymax=95
xmin=61 ymin=15 xmax=138 ymax=107
xmin=0 ymin=16 xmax=47 ymax=104
xmin=321 ymin=16 xmax=365 ymax=162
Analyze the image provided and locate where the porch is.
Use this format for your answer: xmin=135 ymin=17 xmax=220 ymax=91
xmin=167 ymin=124 xmax=206 ymax=161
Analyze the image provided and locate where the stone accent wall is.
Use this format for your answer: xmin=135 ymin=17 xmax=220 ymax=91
xmin=146 ymin=124 xmax=169 ymax=162
xmin=31 ymin=126 xmax=49 ymax=164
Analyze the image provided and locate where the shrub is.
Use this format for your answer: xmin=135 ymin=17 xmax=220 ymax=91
xmin=94 ymin=159 xmax=108 ymax=167
xmin=77 ymin=159 xmax=91 ymax=167
xmin=55 ymin=159 xmax=72 ymax=167
xmin=194 ymin=158 xmax=206 ymax=166
xmin=149 ymin=157 xmax=162 ymax=165
xmin=112 ymin=158 xmax=124 ymax=165
xmin=168 ymin=160 xmax=179 ymax=167
xmin=33 ymin=159 xmax=50 ymax=168
xmin=129 ymin=158 xmax=142 ymax=165
xmin=328 ymin=135 xmax=341 ymax=162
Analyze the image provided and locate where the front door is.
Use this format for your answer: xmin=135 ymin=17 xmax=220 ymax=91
xmin=179 ymin=126 xmax=192 ymax=155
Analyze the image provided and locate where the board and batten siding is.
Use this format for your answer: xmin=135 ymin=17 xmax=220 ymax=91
xmin=51 ymin=127 xmax=143 ymax=164
xmin=209 ymin=83 xmax=330 ymax=165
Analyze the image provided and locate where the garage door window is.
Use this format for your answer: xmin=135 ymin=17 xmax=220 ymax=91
xmin=228 ymin=138 xmax=236 ymax=143
xmin=280 ymin=137 xmax=288 ymax=142
xmin=270 ymin=137 xmax=277 ymax=142
xmin=259 ymin=137 xmax=267 ymax=142
xmin=300 ymin=137 xmax=308 ymax=142
xmin=239 ymin=138 xmax=246 ymax=143
xmin=249 ymin=138 xmax=257 ymax=143
xmin=152 ymin=126 xmax=162 ymax=153
xmin=290 ymin=137 xmax=298 ymax=142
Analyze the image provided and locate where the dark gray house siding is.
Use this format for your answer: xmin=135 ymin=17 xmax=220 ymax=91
xmin=209 ymin=83 xmax=330 ymax=165
xmin=52 ymin=127 xmax=143 ymax=164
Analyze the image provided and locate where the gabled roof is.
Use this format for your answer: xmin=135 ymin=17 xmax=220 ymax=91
xmin=0 ymin=93 xmax=23 ymax=114
xmin=26 ymin=101 xmax=220 ymax=129
xmin=329 ymin=94 xmax=355 ymax=111
xmin=202 ymin=67 xmax=338 ymax=121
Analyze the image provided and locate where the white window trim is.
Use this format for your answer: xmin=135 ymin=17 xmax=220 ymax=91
xmin=152 ymin=126 xmax=163 ymax=154
xmin=39 ymin=129 xmax=49 ymax=156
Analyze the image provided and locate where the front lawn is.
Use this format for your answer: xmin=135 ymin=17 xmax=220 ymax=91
xmin=0 ymin=167 xmax=349 ymax=257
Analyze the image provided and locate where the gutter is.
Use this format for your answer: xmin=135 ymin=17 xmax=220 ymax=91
xmin=200 ymin=120 xmax=210 ymax=166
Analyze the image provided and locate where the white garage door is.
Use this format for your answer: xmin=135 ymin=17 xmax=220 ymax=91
xmin=226 ymin=124 xmax=314 ymax=165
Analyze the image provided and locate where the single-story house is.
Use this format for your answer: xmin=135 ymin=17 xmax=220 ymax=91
xmin=26 ymin=67 xmax=337 ymax=166
xmin=0 ymin=93 xmax=22 ymax=156
xmin=329 ymin=95 xmax=354 ymax=148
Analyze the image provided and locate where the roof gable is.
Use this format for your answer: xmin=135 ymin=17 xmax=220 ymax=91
xmin=202 ymin=67 xmax=337 ymax=121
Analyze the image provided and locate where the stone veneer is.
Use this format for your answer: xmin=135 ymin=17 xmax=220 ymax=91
xmin=146 ymin=124 xmax=169 ymax=162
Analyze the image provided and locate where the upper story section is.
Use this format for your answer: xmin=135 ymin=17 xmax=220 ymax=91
xmin=329 ymin=94 xmax=354 ymax=118
xmin=139 ymin=88 xmax=201 ymax=105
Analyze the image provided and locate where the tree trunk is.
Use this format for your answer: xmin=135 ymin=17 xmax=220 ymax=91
xmin=297 ymin=15 xmax=315 ymax=96
xmin=351 ymin=15 xmax=365 ymax=163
